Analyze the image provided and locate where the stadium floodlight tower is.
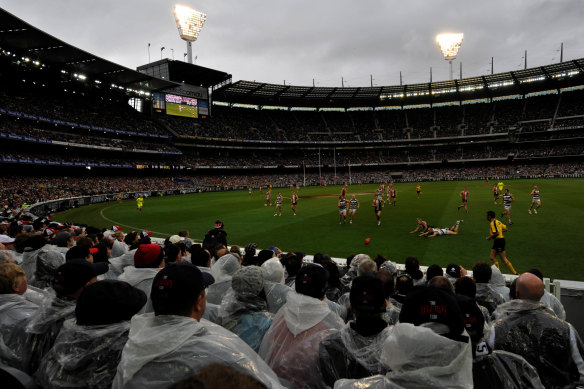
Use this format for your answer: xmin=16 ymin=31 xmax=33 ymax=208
xmin=436 ymin=33 xmax=464 ymax=80
xmin=173 ymin=4 xmax=207 ymax=64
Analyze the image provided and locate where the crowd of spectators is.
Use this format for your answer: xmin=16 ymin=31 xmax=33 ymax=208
xmin=0 ymin=215 xmax=581 ymax=388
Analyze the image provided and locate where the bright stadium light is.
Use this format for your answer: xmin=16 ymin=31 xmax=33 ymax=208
xmin=173 ymin=4 xmax=207 ymax=64
xmin=436 ymin=33 xmax=464 ymax=80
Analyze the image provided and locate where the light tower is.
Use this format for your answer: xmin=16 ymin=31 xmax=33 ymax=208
xmin=173 ymin=4 xmax=207 ymax=64
xmin=436 ymin=33 xmax=464 ymax=80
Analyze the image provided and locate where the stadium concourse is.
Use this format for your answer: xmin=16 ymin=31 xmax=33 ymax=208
xmin=1 ymin=6 xmax=584 ymax=388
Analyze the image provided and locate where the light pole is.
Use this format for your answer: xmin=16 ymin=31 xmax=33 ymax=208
xmin=436 ymin=33 xmax=464 ymax=80
xmin=173 ymin=5 xmax=207 ymax=64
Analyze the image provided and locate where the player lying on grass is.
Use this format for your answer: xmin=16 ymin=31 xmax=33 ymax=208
xmin=409 ymin=218 xmax=432 ymax=234
xmin=419 ymin=220 xmax=463 ymax=237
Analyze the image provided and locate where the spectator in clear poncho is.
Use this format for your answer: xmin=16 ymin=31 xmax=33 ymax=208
xmin=472 ymin=261 xmax=505 ymax=314
xmin=117 ymin=244 xmax=164 ymax=313
xmin=340 ymin=254 xmax=369 ymax=294
xmin=218 ymin=266 xmax=273 ymax=352
xmin=377 ymin=269 xmax=400 ymax=325
xmin=338 ymin=258 xmax=378 ymax=322
xmin=32 ymin=249 xmax=65 ymax=289
xmin=527 ymin=268 xmax=566 ymax=320
xmin=454 ymin=276 xmax=492 ymax=331
xmin=488 ymin=273 xmax=584 ymax=388
xmin=51 ymin=231 xmax=75 ymax=255
xmin=24 ymin=258 xmax=108 ymax=374
xmin=111 ymin=262 xmax=285 ymax=389
xmin=206 ymin=253 xmax=241 ymax=305
xmin=259 ymin=263 xmax=344 ymax=388
xmin=0 ymin=263 xmax=38 ymax=371
xmin=334 ymin=285 xmax=473 ymax=389
xmin=20 ymin=234 xmax=51 ymax=282
xmin=489 ymin=264 xmax=510 ymax=301
xmin=35 ymin=280 xmax=146 ymax=389
xmin=319 ymin=275 xmax=392 ymax=387
xmin=261 ymin=257 xmax=292 ymax=314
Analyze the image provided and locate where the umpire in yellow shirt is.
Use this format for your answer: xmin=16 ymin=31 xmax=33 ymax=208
xmin=486 ymin=210 xmax=517 ymax=275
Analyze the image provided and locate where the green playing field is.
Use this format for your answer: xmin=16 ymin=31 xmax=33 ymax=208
xmin=54 ymin=178 xmax=584 ymax=281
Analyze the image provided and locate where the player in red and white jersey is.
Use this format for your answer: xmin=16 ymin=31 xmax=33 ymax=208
xmin=388 ymin=185 xmax=397 ymax=206
xmin=457 ymin=187 xmax=469 ymax=213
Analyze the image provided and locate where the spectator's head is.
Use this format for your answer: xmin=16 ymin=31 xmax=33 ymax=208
xmin=0 ymin=263 xmax=27 ymax=295
xmin=396 ymin=273 xmax=414 ymax=296
xmin=377 ymin=269 xmax=394 ymax=299
xmin=399 ymin=285 xmax=466 ymax=342
xmin=24 ymin=235 xmax=47 ymax=252
xmin=75 ymin=280 xmax=146 ymax=325
xmin=350 ymin=275 xmax=386 ymax=318
xmin=295 ymin=264 xmax=328 ymax=300
xmin=190 ymin=246 xmax=211 ymax=268
xmin=516 ymin=272 xmax=544 ymax=302
xmin=92 ymin=241 xmax=112 ymax=263
xmin=66 ymin=246 xmax=95 ymax=263
xmin=151 ymin=262 xmax=215 ymax=320
xmin=261 ymin=257 xmax=285 ymax=284
xmin=373 ymin=254 xmax=387 ymax=270
xmin=211 ymin=254 xmax=241 ymax=282
xmin=257 ymin=249 xmax=274 ymax=266
xmin=0 ymin=250 xmax=15 ymax=264
xmin=75 ymin=236 xmax=95 ymax=250
xmin=178 ymin=230 xmax=189 ymax=238
xmin=509 ymin=278 xmax=518 ymax=300
xmin=53 ymin=231 xmax=75 ymax=248
xmin=445 ymin=263 xmax=461 ymax=282
xmin=357 ymin=259 xmax=378 ymax=276
xmin=164 ymin=243 xmax=181 ymax=265
xmin=350 ymin=254 xmax=370 ymax=270
xmin=53 ymin=258 xmax=108 ymax=299
xmin=426 ymin=264 xmax=444 ymax=283
xmin=232 ymin=266 xmax=265 ymax=298
xmin=454 ymin=276 xmax=477 ymax=298
xmin=283 ymin=252 xmax=302 ymax=277
xmin=321 ymin=260 xmax=341 ymax=289
xmin=124 ymin=231 xmax=138 ymax=246
xmin=213 ymin=244 xmax=228 ymax=260
xmin=526 ymin=268 xmax=544 ymax=281
xmin=405 ymin=256 xmax=423 ymax=280
xmin=379 ymin=260 xmax=397 ymax=274
xmin=428 ymin=276 xmax=455 ymax=294
xmin=134 ymin=244 xmax=165 ymax=269
xmin=35 ymin=250 xmax=65 ymax=285
xmin=243 ymin=243 xmax=258 ymax=265
xmin=472 ymin=261 xmax=492 ymax=283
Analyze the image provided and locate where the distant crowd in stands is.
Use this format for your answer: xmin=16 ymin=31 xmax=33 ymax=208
xmin=0 ymin=214 xmax=581 ymax=388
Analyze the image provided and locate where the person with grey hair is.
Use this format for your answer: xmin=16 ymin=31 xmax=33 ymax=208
xmin=218 ymin=266 xmax=273 ymax=352
xmin=487 ymin=273 xmax=584 ymax=388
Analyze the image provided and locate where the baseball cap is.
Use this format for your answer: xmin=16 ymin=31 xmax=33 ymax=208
xmin=112 ymin=225 xmax=123 ymax=232
xmin=53 ymin=258 xmax=109 ymax=296
xmin=53 ymin=231 xmax=74 ymax=247
xmin=214 ymin=219 xmax=223 ymax=229
xmin=134 ymin=244 xmax=164 ymax=268
xmin=151 ymin=262 xmax=215 ymax=313
xmin=0 ymin=234 xmax=15 ymax=244
xmin=76 ymin=280 xmax=146 ymax=325
xmin=232 ymin=266 xmax=265 ymax=296
xmin=350 ymin=275 xmax=386 ymax=314
xmin=140 ymin=231 xmax=153 ymax=238
xmin=399 ymin=285 xmax=467 ymax=342
xmin=295 ymin=263 xmax=328 ymax=299
xmin=168 ymin=235 xmax=184 ymax=244
xmin=446 ymin=264 xmax=461 ymax=279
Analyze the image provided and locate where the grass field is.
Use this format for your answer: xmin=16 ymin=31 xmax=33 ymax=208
xmin=54 ymin=179 xmax=584 ymax=281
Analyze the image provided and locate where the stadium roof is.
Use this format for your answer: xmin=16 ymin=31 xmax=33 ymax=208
xmin=214 ymin=59 xmax=584 ymax=108
xmin=0 ymin=7 xmax=178 ymax=92
xmin=137 ymin=59 xmax=232 ymax=89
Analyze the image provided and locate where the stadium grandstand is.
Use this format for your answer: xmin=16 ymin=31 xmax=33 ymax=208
xmin=1 ymin=6 xmax=584 ymax=388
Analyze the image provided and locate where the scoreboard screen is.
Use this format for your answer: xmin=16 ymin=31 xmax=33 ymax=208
xmin=165 ymin=93 xmax=198 ymax=118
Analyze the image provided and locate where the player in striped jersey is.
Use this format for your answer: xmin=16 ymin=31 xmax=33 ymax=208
xmin=291 ymin=191 xmax=299 ymax=216
xmin=529 ymin=185 xmax=541 ymax=214
xmin=501 ymin=188 xmax=514 ymax=225
xmin=372 ymin=195 xmax=384 ymax=226
xmin=388 ymin=185 xmax=397 ymax=206
xmin=338 ymin=195 xmax=347 ymax=224
xmin=348 ymin=194 xmax=360 ymax=224
xmin=457 ymin=187 xmax=469 ymax=213
xmin=420 ymin=220 xmax=463 ymax=237
xmin=274 ymin=192 xmax=283 ymax=216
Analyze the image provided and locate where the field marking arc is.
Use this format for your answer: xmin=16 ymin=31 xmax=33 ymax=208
xmin=98 ymin=204 xmax=169 ymax=236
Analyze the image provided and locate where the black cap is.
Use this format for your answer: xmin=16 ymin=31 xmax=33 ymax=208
xmin=399 ymin=285 xmax=466 ymax=342
xmin=446 ymin=264 xmax=461 ymax=279
xmin=295 ymin=263 xmax=328 ymax=299
xmin=76 ymin=280 xmax=147 ymax=325
xmin=350 ymin=275 xmax=386 ymax=313
xmin=53 ymin=258 xmax=109 ymax=295
xmin=151 ymin=262 xmax=214 ymax=304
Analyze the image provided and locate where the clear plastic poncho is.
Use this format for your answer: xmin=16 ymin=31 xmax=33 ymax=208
xmin=0 ymin=294 xmax=38 ymax=370
xmin=475 ymin=283 xmax=506 ymax=314
xmin=32 ymin=250 xmax=65 ymax=289
xmin=259 ymin=291 xmax=344 ymax=388
xmin=383 ymin=299 xmax=401 ymax=325
xmin=111 ymin=313 xmax=285 ymax=389
xmin=21 ymin=245 xmax=58 ymax=284
xmin=541 ymin=290 xmax=566 ymax=320
xmin=326 ymin=298 xmax=348 ymax=322
xmin=24 ymin=285 xmax=49 ymax=306
xmin=262 ymin=258 xmax=292 ymax=314
xmin=108 ymin=250 xmax=137 ymax=277
xmin=340 ymin=255 xmax=364 ymax=294
xmin=117 ymin=266 xmax=160 ymax=314
xmin=207 ymin=254 xmax=241 ymax=305
xmin=35 ymin=318 xmax=131 ymax=389
xmin=472 ymin=349 xmax=544 ymax=389
xmin=319 ymin=323 xmax=392 ymax=386
xmin=218 ymin=288 xmax=273 ymax=352
xmin=489 ymin=265 xmax=510 ymax=301
xmin=334 ymin=323 xmax=473 ymax=389
xmin=202 ymin=302 xmax=220 ymax=324
xmin=111 ymin=240 xmax=129 ymax=258
xmin=24 ymin=290 xmax=77 ymax=373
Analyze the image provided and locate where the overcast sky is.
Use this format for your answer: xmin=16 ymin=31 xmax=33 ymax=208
xmin=2 ymin=0 xmax=584 ymax=87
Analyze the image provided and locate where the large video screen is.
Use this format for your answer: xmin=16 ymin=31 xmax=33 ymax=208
xmin=165 ymin=94 xmax=198 ymax=118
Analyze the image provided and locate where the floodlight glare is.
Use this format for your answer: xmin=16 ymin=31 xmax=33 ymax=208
xmin=436 ymin=33 xmax=464 ymax=80
xmin=173 ymin=5 xmax=206 ymax=64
